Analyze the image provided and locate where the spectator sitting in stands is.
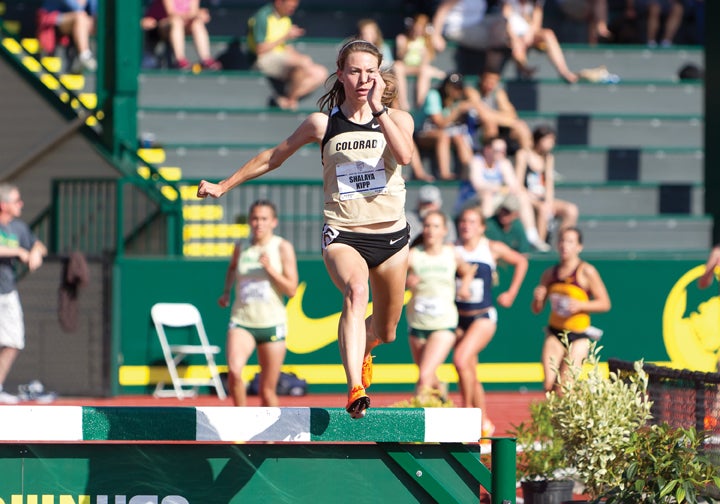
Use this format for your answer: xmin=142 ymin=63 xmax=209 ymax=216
xmin=625 ymin=0 xmax=684 ymax=48
xmin=502 ymin=0 xmax=579 ymax=83
xmin=143 ymin=0 xmax=221 ymax=71
xmin=484 ymin=193 xmax=532 ymax=253
xmin=356 ymin=19 xmax=394 ymax=71
xmin=407 ymin=184 xmax=458 ymax=246
xmin=414 ymin=73 xmax=481 ymax=181
xmin=37 ymin=0 xmax=98 ymax=73
xmin=454 ymin=136 xmax=550 ymax=251
xmin=382 ymin=69 xmax=435 ymax=182
xmin=393 ymin=13 xmax=448 ymax=111
xmin=431 ymin=0 xmax=509 ymax=55
xmin=247 ymin=0 xmax=329 ymax=111
xmin=515 ymin=124 xmax=578 ymax=245
xmin=554 ymin=0 xmax=611 ymax=45
xmin=464 ymin=68 xmax=532 ymax=155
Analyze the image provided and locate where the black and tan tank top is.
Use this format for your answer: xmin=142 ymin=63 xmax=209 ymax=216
xmin=320 ymin=106 xmax=405 ymax=228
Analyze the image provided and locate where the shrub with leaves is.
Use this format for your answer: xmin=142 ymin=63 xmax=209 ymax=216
xmin=511 ymin=399 xmax=573 ymax=482
xmin=602 ymin=423 xmax=720 ymax=503
xmin=546 ymin=343 xmax=653 ymax=499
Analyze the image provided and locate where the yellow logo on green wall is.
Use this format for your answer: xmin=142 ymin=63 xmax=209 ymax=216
xmin=285 ymin=282 xmax=412 ymax=354
xmin=663 ymin=266 xmax=720 ymax=372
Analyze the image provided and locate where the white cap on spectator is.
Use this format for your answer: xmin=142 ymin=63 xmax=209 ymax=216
xmin=418 ymin=185 xmax=442 ymax=205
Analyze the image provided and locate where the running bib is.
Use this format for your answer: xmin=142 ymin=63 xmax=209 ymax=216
xmin=461 ymin=278 xmax=485 ymax=303
xmin=413 ymin=296 xmax=444 ymax=317
xmin=238 ymin=279 xmax=271 ymax=303
xmin=336 ymin=158 xmax=388 ymax=200
xmin=549 ymin=293 xmax=572 ymax=317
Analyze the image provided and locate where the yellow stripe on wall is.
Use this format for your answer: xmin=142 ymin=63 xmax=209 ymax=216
xmin=119 ymin=361 xmax=672 ymax=387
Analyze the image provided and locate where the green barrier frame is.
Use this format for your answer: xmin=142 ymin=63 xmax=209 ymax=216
xmin=0 ymin=441 xmax=515 ymax=504
xmin=0 ymin=406 xmax=517 ymax=503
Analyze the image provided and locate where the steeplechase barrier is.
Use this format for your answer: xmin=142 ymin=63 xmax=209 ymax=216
xmin=0 ymin=406 xmax=517 ymax=504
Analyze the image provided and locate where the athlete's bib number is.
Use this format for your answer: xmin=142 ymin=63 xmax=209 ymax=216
xmin=549 ymin=293 xmax=572 ymax=317
xmin=238 ymin=279 xmax=271 ymax=303
xmin=336 ymin=158 xmax=388 ymax=200
xmin=413 ymin=296 xmax=443 ymax=317
xmin=460 ymin=278 xmax=485 ymax=303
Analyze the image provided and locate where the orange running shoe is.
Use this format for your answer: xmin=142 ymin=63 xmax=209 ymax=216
xmin=362 ymin=340 xmax=380 ymax=389
xmin=346 ymin=385 xmax=371 ymax=419
xmin=362 ymin=353 xmax=374 ymax=389
xmin=704 ymin=415 xmax=718 ymax=431
xmin=480 ymin=420 xmax=496 ymax=446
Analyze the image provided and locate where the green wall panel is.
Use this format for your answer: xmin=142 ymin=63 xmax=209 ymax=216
xmin=115 ymin=255 xmax=718 ymax=391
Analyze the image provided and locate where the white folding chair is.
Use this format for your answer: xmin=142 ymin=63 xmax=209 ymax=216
xmin=151 ymin=302 xmax=227 ymax=400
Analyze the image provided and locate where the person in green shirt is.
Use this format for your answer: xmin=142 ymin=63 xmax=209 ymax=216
xmin=484 ymin=194 xmax=531 ymax=254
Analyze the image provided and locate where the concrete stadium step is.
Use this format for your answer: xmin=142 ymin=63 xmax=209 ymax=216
xmin=554 ymin=182 xmax=704 ymax=216
xmin=173 ymin=181 xmax=712 ymax=253
xmin=576 ymin=216 xmax=712 ymax=252
xmin=501 ymin=45 xmax=703 ymax=82
xmin=137 ymin=107 xmax=702 ymax=148
xmin=155 ymin=144 xmax=704 ymax=186
xmin=183 ymin=211 xmax=712 ymax=256
xmin=137 ymin=109 xmax=306 ymax=145
xmin=138 ymin=72 xmax=327 ymax=110
xmin=553 ymin=147 xmax=703 ymax=184
xmin=522 ymin=114 xmax=702 ymax=148
xmin=160 ymin=145 xmax=320 ymax=180
xmin=137 ymin=71 xmax=702 ymax=115
xmin=508 ymin=80 xmax=702 ymax=115
xmin=423 ymin=182 xmax=704 ymax=219
xmin=173 ymin=37 xmax=703 ymax=84
xmin=174 ymin=182 xmax=711 ymax=254
xmin=192 ymin=34 xmax=703 ymax=82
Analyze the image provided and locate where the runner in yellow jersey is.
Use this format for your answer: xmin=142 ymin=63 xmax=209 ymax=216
xmin=531 ymin=227 xmax=611 ymax=393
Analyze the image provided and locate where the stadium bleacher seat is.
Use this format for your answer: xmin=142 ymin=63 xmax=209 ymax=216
xmin=0 ymin=1 xmax=708 ymax=255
